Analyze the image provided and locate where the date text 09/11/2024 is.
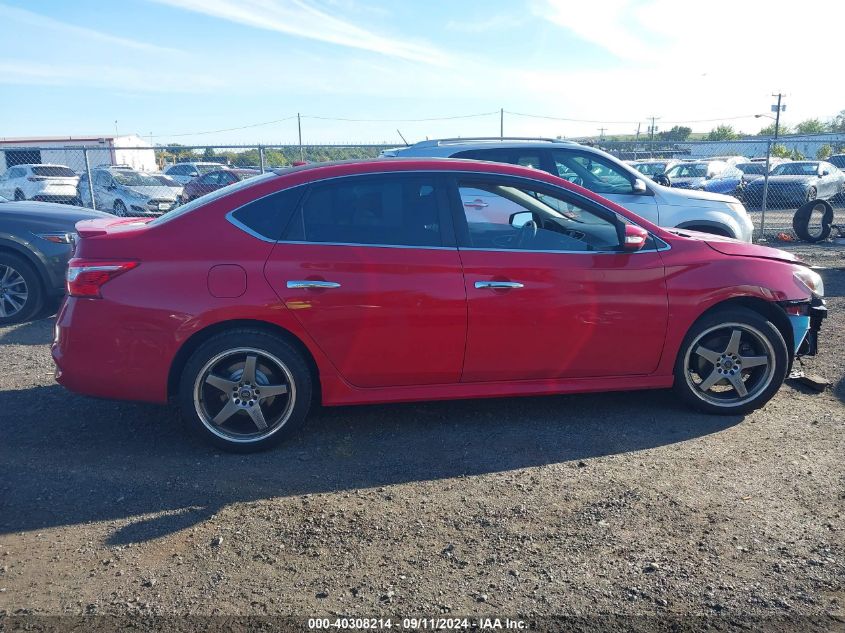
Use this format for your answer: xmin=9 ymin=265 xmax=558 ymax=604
xmin=307 ymin=618 xmax=527 ymax=630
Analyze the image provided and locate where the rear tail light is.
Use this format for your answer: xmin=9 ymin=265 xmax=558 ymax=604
xmin=66 ymin=259 xmax=139 ymax=298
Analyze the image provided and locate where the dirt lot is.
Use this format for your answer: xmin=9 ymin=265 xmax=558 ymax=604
xmin=0 ymin=243 xmax=843 ymax=629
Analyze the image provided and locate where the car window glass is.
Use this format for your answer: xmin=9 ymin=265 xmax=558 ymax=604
xmin=286 ymin=175 xmax=443 ymax=247
xmin=552 ymin=152 xmax=634 ymax=194
xmin=197 ymin=173 xmax=216 ymax=185
xmin=451 ymin=149 xmax=542 ymax=170
xmin=229 ymin=186 xmax=305 ymax=241
xmin=95 ymin=172 xmax=111 ymax=187
xmin=458 ymin=179 xmax=622 ymax=252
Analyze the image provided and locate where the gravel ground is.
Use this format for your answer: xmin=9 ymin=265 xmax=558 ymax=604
xmin=0 ymin=244 xmax=843 ymax=630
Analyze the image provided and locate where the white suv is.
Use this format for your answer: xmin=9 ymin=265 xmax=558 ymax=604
xmin=383 ymin=138 xmax=754 ymax=242
xmin=0 ymin=164 xmax=80 ymax=205
xmin=163 ymin=162 xmax=225 ymax=185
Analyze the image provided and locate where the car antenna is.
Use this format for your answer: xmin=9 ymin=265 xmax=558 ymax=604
xmin=397 ymin=129 xmax=410 ymax=147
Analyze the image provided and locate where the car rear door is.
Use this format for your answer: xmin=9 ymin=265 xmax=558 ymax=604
xmin=448 ymin=173 xmax=668 ymax=382
xmin=264 ymin=172 xmax=467 ymax=388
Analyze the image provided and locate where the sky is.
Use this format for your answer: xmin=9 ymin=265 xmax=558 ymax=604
xmin=0 ymin=0 xmax=843 ymax=146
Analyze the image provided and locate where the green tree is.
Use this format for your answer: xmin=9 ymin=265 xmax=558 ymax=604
xmin=707 ymin=125 xmax=738 ymax=141
xmin=202 ymin=146 xmax=216 ymax=161
xmin=829 ymin=110 xmax=845 ymax=133
xmin=659 ymin=125 xmax=692 ymax=141
xmin=757 ymin=122 xmax=791 ymax=137
xmin=816 ymin=144 xmax=833 ymax=160
xmin=794 ymin=118 xmax=829 ymax=135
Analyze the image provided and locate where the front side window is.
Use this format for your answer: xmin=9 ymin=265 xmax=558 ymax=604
xmin=284 ymin=174 xmax=444 ymax=247
xmin=552 ymin=151 xmax=635 ymax=194
xmin=458 ymin=178 xmax=623 ymax=252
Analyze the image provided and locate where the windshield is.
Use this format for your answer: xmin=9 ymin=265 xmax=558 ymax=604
xmin=32 ymin=166 xmax=76 ymax=178
xmin=666 ymin=163 xmax=707 ymax=178
xmin=771 ymin=162 xmax=819 ymax=176
xmin=113 ymin=171 xmax=171 ymax=187
xmin=150 ymin=172 xmax=276 ymax=226
xmin=634 ymin=163 xmax=666 ymax=176
xmin=737 ymin=163 xmax=766 ymax=175
xmin=153 ymin=174 xmax=180 ymax=187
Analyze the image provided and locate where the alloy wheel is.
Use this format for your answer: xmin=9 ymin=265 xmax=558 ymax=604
xmin=683 ymin=323 xmax=776 ymax=408
xmin=0 ymin=264 xmax=29 ymax=319
xmin=193 ymin=347 xmax=296 ymax=444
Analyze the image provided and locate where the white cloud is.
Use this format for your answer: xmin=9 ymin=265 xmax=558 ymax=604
xmin=0 ymin=3 xmax=181 ymax=55
xmin=149 ymin=0 xmax=449 ymax=65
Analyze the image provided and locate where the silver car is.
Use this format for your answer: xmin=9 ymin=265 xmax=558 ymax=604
xmin=78 ymin=167 xmax=183 ymax=216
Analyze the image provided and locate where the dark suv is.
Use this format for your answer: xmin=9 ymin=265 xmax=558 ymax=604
xmin=0 ymin=197 xmax=109 ymax=324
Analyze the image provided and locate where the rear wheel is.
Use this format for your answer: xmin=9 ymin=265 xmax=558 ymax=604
xmin=113 ymin=200 xmax=128 ymax=216
xmin=674 ymin=308 xmax=788 ymax=415
xmin=0 ymin=253 xmax=43 ymax=325
xmin=178 ymin=329 xmax=312 ymax=452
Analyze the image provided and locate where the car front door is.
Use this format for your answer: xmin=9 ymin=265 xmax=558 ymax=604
xmin=450 ymin=173 xmax=668 ymax=382
xmin=550 ymin=150 xmax=659 ymax=224
xmin=264 ymin=172 xmax=467 ymax=388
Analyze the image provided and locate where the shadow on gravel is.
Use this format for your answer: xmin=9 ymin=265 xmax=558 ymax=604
xmin=0 ymin=317 xmax=53 ymax=345
xmin=0 ymin=385 xmax=742 ymax=544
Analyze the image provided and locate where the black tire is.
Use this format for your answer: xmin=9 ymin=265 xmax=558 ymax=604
xmin=0 ymin=252 xmax=44 ymax=326
xmin=674 ymin=308 xmax=788 ymax=415
xmin=178 ymin=329 xmax=312 ymax=452
xmin=13 ymin=190 xmax=24 ymax=201
xmin=35 ymin=295 xmax=64 ymax=319
xmin=681 ymin=225 xmax=732 ymax=238
xmin=792 ymin=200 xmax=833 ymax=242
xmin=113 ymin=200 xmax=128 ymax=217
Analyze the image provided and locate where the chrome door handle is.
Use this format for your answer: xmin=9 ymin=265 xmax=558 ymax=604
xmin=474 ymin=281 xmax=524 ymax=290
xmin=464 ymin=199 xmax=489 ymax=209
xmin=286 ymin=280 xmax=341 ymax=289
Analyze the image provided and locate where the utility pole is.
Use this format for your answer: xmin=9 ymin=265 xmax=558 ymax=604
xmin=597 ymin=127 xmax=607 ymax=142
xmin=772 ymin=92 xmax=785 ymax=140
xmin=500 ymin=108 xmax=504 ymax=139
xmin=634 ymin=123 xmax=641 ymax=159
xmin=297 ymin=113 xmax=303 ymax=162
xmin=647 ymin=116 xmax=660 ymax=158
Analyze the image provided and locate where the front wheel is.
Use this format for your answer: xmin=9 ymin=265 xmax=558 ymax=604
xmin=178 ymin=329 xmax=313 ymax=452
xmin=0 ymin=253 xmax=43 ymax=325
xmin=113 ymin=200 xmax=128 ymax=216
xmin=674 ymin=308 xmax=788 ymax=415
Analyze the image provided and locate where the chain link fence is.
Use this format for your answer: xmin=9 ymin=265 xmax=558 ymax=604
xmin=1 ymin=137 xmax=843 ymax=241
xmin=600 ymin=135 xmax=845 ymax=240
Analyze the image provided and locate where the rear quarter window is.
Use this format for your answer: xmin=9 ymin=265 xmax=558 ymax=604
xmin=229 ymin=185 xmax=306 ymax=241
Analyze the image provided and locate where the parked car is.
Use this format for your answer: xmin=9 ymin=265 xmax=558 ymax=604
xmin=0 ymin=164 xmax=80 ymax=205
xmin=628 ymin=159 xmax=681 ymax=181
xmin=664 ymin=160 xmax=744 ymax=196
xmin=706 ymin=156 xmax=750 ymax=167
xmin=53 ymin=159 xmax=825 ymax=452
xmin=163 ymin=162 xmax=225 ymax=185
xmin=78 ymin=167 xmax=183 ymax=216
xmin=382 ymin=138 xmax=753 ymax=241
xmin=0 ymin=199 xmax=109 ymax=324
xmin=828 ymin=154 xmax=845 ymax=172
xmin=743 ymin=161 xmax=845 ymax=208
xmin=181 ymin=168 xmax=261 ymax=203
xmin=735 ymin=162 xmax=770 ymax=184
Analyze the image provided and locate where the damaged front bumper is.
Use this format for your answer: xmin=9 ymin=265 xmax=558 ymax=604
xmin=781 ymin=295 xmax=827 ymax=357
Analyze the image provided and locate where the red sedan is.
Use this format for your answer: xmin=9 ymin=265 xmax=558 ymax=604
xmin=52 ymin=159 xmax=826 ymax=452
xmin=180 ymin=168 xmax=260 ymax=203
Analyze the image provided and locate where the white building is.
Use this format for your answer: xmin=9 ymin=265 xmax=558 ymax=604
xmin=0 ymin=134 xmax=157 ymax=173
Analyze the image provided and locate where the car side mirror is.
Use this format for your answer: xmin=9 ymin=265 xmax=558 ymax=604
xmin=622 ymin=224 xmax=649 ymax=251
xmin=821 ymin=170 xmax=830 ymax=176
xmin=632 ymin=178 xmax=648 ymax=194
xmin=509 ymin=211 xmax=534 ymax=228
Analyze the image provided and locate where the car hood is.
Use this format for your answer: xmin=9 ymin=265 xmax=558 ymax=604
xmin=0 ymin=200 xmax=110 ymax=222
xmin=120 ymin=185 xmax=181 ymax=199
xmin=669 ymin=228 xmax=801 ymax=264
xmin=748 ymin=175 xmax=814 ymax=187
xmin=656 ymin=183 xmax=738 ymax=206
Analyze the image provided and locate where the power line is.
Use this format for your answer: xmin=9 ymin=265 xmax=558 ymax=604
xmin=151 ymin=115 xmax=298 ymax=138
xmin=302 ymin=111 xmax=499 ymax=122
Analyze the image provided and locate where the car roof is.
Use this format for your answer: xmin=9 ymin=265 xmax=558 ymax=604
xmin=382 ymin=137 xmax=579 ymax=157
xmin=11 ymin=163 xmax=71 ymax=168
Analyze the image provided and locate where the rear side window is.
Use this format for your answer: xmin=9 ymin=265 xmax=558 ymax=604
xmin=229 ymin=186 xmax=305 ymax=241
xmin=283 ymin=174 xmax=444 ymax=247
xmin=32 ymin=166 xmax=76 ymax=177
xmin=453 ymin=149 xmax=544 ymax=171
